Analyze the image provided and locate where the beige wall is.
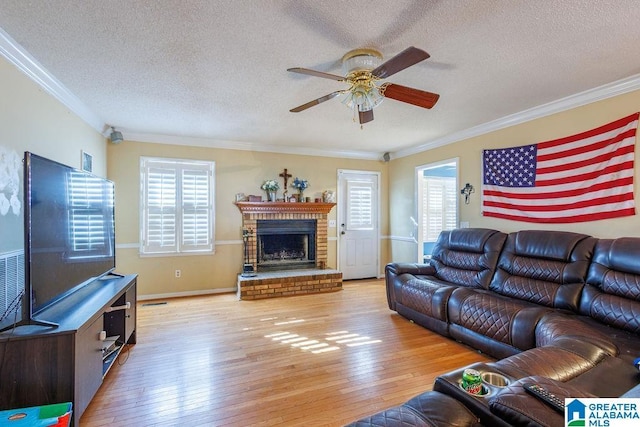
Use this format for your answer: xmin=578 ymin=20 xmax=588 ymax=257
xmin=0 ymin=57 xmax=106 ymax=254
xmin=108 ymin=140 xmax=389 ymax=297
xmin=389 ymin=90 xmax=640 ymax=263
xmin=8 ymin=48 xmax=639 ymax=297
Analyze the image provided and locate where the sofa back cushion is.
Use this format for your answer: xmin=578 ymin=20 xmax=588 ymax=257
xmin=430 ymin=228 xmax=507 ymax=289
xmin=582 ymin=238 xmax=640 ymax=333
xmin=490 ymin=230 xmax=596 ymax=310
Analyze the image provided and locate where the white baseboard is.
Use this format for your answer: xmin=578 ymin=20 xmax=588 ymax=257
xmin=138 ymin=287 xmax=236 ymax=301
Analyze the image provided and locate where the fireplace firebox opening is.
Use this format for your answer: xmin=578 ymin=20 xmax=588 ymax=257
xmin=257 ymin=219 xmax=316 ymax=271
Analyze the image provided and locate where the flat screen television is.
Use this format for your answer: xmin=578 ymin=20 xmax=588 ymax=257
xmin=24 ymin=152 xmax=116 ymax=324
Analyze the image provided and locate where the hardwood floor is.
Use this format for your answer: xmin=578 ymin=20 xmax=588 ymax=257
xmin=81 ymin=279 xmax=492 ymax=426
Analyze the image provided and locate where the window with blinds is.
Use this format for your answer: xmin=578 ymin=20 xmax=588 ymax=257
xmin=422 ymin=176 xmax=457 ymax=242
xmin=346 ymin=181 xmax=374 ymax=230
xmin=140 ymin=157 xmax=215 ymax=255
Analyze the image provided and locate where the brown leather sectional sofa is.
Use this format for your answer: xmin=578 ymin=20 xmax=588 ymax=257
xmin=347 ymin=228 xmax=640 ymax=427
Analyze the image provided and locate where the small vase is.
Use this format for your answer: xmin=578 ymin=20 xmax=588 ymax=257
xmin=267 ymin=191 xmax=277 ymax=202
xmin=298 ymin=191 xmax=304 ymax=202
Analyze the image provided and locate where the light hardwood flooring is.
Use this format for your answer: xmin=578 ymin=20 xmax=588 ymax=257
xmin=81 ymin=279 xmax=492 ymax=426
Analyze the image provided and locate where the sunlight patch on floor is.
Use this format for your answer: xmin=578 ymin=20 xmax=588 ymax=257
xmin=262 ymin=324 xmax=381 ymax=354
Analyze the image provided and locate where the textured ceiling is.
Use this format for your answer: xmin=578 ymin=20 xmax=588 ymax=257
xmin=1 ymin=1 xmax=640 ymax=159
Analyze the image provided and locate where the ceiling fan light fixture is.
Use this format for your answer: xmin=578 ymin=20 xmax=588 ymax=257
xmin=340 ymin=85 xmax=384 ymax=112
xmin=287 ymin=46 xmax=439 ymax=125
xmin=341 ymin=48 xmax=383 ymax=75
xmin=340 ymin=48 xmax=385 ymax=115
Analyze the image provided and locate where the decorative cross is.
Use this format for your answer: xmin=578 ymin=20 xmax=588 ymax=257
xmin=279 ymin=168 xmax=292 ymax=190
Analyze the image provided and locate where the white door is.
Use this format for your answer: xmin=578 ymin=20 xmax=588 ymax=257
xmin=338 ymin=170 xmax=379 ymax=280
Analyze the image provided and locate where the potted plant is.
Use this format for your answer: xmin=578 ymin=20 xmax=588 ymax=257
xmin=291 ymin=177 xmax=309 ymax=201
xmin=261 ymin=179 xmax=279 ymax=202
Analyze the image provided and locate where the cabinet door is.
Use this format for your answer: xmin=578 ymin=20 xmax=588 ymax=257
xmin=0 ymin=334 xmax=74 ymax=410
xmin=124 ymin=281 xmax=137 ymax=344
xmin=75 ymin=316 xmax=103 ymax=419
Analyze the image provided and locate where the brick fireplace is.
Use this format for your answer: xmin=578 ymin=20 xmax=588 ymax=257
xmin=235 ymin=201 xmax=342 ymax=299
xmin=236 ymin=202 xmax=336 ymax=271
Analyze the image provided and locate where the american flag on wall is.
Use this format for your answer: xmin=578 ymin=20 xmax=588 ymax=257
xmin=482 ymin=112 xmax=638 ymax=223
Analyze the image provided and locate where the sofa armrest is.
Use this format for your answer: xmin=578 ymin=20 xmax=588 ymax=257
xmin=535 ymin=312 xmax=618 ymax=356
xmin=489 ymin=375 xmax=595 ymax=427
xmin=386 ymin=263 xmax=437 ymax=311
xmin=386 ymin=262 xmax=436 ymax=276
xmin=345 ymin=391 xmax=483 ymax=427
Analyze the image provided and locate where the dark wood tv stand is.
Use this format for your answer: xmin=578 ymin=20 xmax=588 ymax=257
xmin=0 ymin=273 xmax=137 ymax=427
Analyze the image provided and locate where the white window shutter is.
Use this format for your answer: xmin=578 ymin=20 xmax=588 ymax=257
xmin=423 ymin=176 xmax=457 ymax=242
xmin=140 ymin=157 xmax=214 ymax=255
xmin=144 ymin=166 xmax=178 ymax=253
xmin=181 ymin=168 xmax=212 ymax=251
xmin=346 ymin=181 xmax=374 ymax=230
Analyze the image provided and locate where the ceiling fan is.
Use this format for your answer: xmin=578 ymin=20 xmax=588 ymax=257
xmin=287 ymin=46 xmax=440 ymax=125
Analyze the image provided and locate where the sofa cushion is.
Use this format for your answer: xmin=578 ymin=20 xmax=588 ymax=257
xmin=429 ymin=228 xmax=507 ymax=289
xmin=582 ymin=238 xmax=640 ymax=334
xmin=489 ymin=230 xmax=596 ymax=311
xmin=448 ymin=288 xmax=548 ymax=352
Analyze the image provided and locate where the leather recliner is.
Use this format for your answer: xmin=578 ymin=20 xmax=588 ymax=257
xmin=386 ymin=228 xmax=506 ymax=336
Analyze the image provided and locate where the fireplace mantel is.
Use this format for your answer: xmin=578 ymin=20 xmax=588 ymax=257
xmin=235 ymin=202 xmax=336 ymax=215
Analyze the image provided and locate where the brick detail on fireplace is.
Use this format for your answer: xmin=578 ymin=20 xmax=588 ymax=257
xmin=235 ymin=202 xmax=340 ymax=300
xmin=237 ymin=270 xmax=342 ymax=300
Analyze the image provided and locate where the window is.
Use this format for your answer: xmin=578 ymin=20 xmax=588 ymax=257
xmin=346 ymin=180 xmax=374 ymax=231
xmin=416 ymin=159 xmax=458 ymax=262
xmin=140 ymin=157 xmax=215 ymax=255
xmin=422 ymin=176 xmax=457 ymax=241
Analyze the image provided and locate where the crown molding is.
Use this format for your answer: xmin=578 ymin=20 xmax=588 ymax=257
xmin=0 ymin=27 xmax=104 ymax=132
xmin=124 ymin=131 xmax=383 ymax=160
xmin=393 ymin=73 xmax=640 ymax=159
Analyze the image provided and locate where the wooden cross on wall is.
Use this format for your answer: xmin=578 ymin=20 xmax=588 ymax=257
xmin=279 ymin=168 xmax=292 ymax=191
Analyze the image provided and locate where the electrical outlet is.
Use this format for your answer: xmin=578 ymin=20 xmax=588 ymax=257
xmin=329 ymin=220 xmax=337 ymax=227
xmin=175 ymin=269 xmax=181 ymax=278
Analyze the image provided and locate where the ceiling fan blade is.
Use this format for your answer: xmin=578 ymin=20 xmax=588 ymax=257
xmin=290 ymin=91 xmax=342 ymax=112
xmin=359 ymin=110 xmax=374 ymax=124
xmin=372 ymin=46 xmax=430 ymax=79
xmin=287 ymin=67 xmax=345 ymax=81
xmin=381 ymin=83 xmax=440 ymax=109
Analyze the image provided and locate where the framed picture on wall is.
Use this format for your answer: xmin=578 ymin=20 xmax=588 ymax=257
xmin=81 ymin=150 xmax=93 ymax=173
